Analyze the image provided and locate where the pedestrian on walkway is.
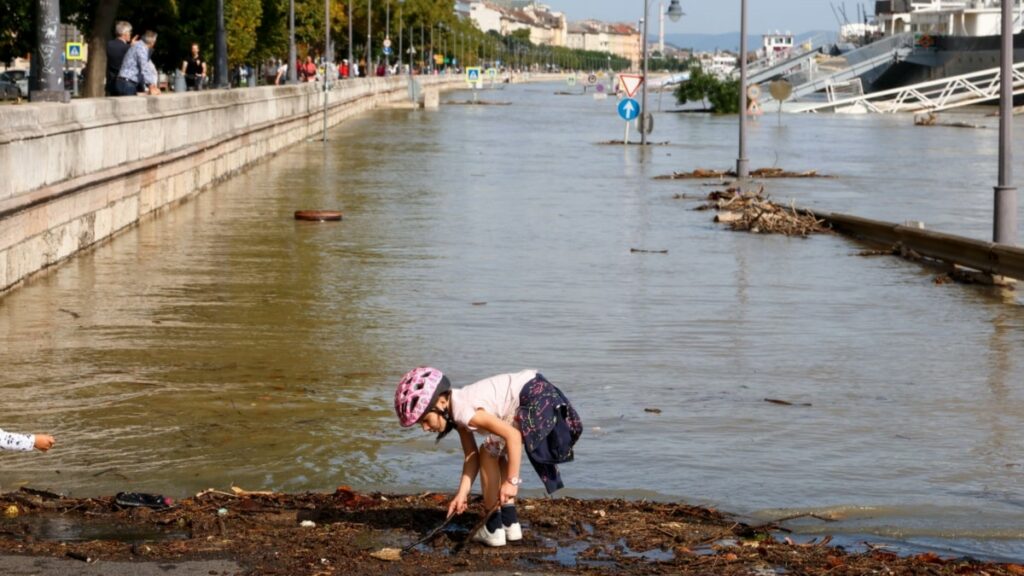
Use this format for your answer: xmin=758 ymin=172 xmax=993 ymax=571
xmin=181 ymin=43 xmax=207 ymax=90
xmin=300 ymin=56 xmax=316 ymax=82
xmin=105 ymin=21 xmax=134 ymax=96
xmin=116 ymin=30 xmax=160 ymax=96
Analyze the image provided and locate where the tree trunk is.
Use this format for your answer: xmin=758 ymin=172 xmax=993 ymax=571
xmin=82 ymin=0 xmax=120 ymax=98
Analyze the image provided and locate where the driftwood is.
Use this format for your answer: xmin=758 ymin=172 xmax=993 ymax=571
xmin=700 ymin=188 xmax=832 ymax=237
xmin=655 ymin=167 xmax=828 ymax=180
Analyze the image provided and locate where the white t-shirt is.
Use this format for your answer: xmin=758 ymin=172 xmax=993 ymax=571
xmin=450 ymin=370 xmax=538 ymax=433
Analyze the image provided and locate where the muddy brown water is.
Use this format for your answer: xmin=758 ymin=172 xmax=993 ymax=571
xmin=1 ymin=82 xmax=1023 ymax=560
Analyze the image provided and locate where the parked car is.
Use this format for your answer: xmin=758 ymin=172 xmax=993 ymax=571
xmin=0 ymin=69 xmax=28 ymax=97
xmin=63 ymin=69 xmax=85 ymax=91
xmin=0 ymin=77 xmax=19 ymax=100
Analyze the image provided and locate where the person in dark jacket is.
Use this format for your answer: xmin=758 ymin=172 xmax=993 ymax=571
xmin=105 ymin=21 xmax=133 ymax=96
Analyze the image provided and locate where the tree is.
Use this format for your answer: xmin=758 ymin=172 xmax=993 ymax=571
xmin=674 ymin=65 xmax=715 ymax=111
xmin=707 ymin=78 xmax=740 ymax=114
xmin=79 ymin=0 xmax=121 ymax=98
xmin=0 ymin=0 xmax=34 ymax=66
xmin=225 ymin=0 xmax=262 ymax=67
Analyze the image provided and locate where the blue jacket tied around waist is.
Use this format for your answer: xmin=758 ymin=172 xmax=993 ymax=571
xmin=516 ymin=375 xmax=582 ymax=494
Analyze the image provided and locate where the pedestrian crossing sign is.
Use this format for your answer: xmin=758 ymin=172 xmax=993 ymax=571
xmin=466 ymin=67 xmax=482 ymax=85
xmin=66 ymin=42 xmax=84 ymax=61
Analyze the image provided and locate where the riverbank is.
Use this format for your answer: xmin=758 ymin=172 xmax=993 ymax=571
xmin=0 ymin=488 xmax=1020 ymax=575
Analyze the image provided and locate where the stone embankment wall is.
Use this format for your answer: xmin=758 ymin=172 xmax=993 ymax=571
xmin=0 ymin=76 xmax=456 ymax=294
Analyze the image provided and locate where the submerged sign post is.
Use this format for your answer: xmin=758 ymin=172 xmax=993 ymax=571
xmin=65 ymin=42 xmax=84 ymax=61
xmin=466 ymin=66 xmax=483 ymax=89
xmin=618 ymin=74 xmax=643 ymax=98
xmin=618 ymin=98 xmax=640 ymax=145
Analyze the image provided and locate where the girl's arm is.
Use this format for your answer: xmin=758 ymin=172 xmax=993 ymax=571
xmin=0 ymin=429 xmax=36 ymax=452
xmin=449 ymin=425 xmax=480 ymax=517
xmin=468 ymin=410 xmax=523 ymax=501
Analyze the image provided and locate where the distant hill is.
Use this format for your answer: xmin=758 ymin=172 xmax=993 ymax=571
xmin=661 ymin=30 xmax=837 ymax=53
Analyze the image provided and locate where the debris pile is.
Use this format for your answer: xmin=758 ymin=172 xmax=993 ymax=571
xmin=698 ymin=188 xmax=832 ymax=237
xmin=1 ymin=487 xmax=1022 ymax=575
xmin=656 ymin=167 xmax=828 ymax=180
xmin=915 ymin=113 xmax=986 ymax=129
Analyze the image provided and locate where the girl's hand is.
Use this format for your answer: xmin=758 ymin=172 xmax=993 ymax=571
xmin=447 ymin=492 xmax=468 ymax=518
xmin=33 ymin=434 xmax=55 ymax=452
xmin=500 ymin=481 xmax=518 ymax=504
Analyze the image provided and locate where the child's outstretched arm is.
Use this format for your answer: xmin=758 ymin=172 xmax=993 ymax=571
xmin=467 ymin=411 xmax=522 ymax=504
xmin=448 ymin=426 xmax=480 ymax=518
xmin=0 ymin=429 xmax=55 ymax=452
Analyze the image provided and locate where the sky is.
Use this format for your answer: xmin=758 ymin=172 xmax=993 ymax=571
xmin=542 ymin=0 xmax=845 ymax=35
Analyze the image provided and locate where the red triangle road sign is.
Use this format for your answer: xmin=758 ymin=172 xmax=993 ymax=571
xmin=619 ymin=74 xmax=644 ymax=98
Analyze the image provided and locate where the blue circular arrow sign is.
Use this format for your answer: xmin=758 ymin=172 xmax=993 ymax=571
xmin=618 ymin=98 xmax=640 ymax=122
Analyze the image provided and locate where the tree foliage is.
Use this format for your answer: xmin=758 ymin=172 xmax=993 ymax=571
xmin=0 ymin=0 xmax=34 ymax=66
xmin=675 ymin=65 xmax=740 ymax=114
xmin=707 ymin=77 xmax=740 ymax=114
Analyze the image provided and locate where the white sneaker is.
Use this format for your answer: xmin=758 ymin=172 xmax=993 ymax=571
xmin=472 ymin=524 xmax=506 ymax=547
xmin=504 ymin=522 xmax=523 ymax=542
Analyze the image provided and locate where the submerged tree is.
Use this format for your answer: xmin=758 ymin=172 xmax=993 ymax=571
xmin=675 ymin=65 xmax=740 ymax=114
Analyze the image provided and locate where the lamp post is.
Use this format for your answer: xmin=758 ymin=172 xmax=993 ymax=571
xmin=323 ymin=0 xmax=330 ymax=142
xmin=641 ymin=2 xmax=649 ymax=146
xmin=398 ymin=0 xmax=403 ymax=72
xmin=737 ymin=0 xmax=749 ymax=180
xmin=639 ymin=0 xmax=683 ymax=145
xmin=995 ymin=0 xmax=1018 ymax=247
xmin=367 ymin=0 xmax=373 ymax=73
xmin=386 ymin=0 xmax=391 ymax=73
xmin=215 ymin=0 xmax=228 ymax=88
xmin=348 ymin=0 xmax=353 ymax=74
xmin=29 ymin=0 xmax=69 ymax=102
xmin=288 ymin=0 xmax=297 ymax=83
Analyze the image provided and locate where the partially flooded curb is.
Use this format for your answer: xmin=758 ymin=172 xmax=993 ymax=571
xmin=0 ymin=487 xmax=1020 ymax=575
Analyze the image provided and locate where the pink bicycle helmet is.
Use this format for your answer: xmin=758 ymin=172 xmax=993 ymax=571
xmin=395 ymin=367 xmax=451 ymax=427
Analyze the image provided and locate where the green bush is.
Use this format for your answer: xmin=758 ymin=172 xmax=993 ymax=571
xmin=708 ymin=79 xmax=740 ymax=114
xmin=674 ymin=65 xmax=741 ymax=115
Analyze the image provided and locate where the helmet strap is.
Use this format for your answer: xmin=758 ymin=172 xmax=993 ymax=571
xmin=435 ymin=409 xmax=456 ymax=444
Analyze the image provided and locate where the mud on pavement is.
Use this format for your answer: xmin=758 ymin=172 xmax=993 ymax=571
xmin=0 ymin=487 xmax=1021 ymax=575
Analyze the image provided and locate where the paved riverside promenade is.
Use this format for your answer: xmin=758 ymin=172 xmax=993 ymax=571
xmin=0 ymin=75 xmax=462 ymax=295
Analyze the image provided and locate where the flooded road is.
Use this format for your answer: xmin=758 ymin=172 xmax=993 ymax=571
xmin=1 ymin=81 xmax=1023 ymax=560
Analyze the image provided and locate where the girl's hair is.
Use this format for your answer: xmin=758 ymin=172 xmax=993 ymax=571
xmin=435 ymin=391 xmax=456 ymax=444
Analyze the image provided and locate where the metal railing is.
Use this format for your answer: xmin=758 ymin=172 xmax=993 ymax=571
xmin=758 ymin=33 xmax=914 ymax=103
xmin=820 ymin=211 xmax=1024 ymax=281
xmin=792 ymin=59 xmax=1024 ymax=113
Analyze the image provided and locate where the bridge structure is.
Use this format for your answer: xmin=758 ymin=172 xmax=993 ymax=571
xmin=790 ymin=60 xmax=1024 ymax=114
xmin=757 ymin=33 xmax=915 ymax=103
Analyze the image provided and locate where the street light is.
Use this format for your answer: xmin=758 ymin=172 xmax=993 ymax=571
xmin=386 ymin=0 xmax=391 ymax=74
xmin=995 ymin=0 xmax=1018 ymax=247
xmin=348 ymin=0 xmax=354 ymax=74
xmin=368 ymin=0 xmax=373 ymax=74
xmin=737 ymin=0 xmax=749 ymax=180
xmin=666 ymin=0 xmax=683 ymax=22
xmin=215 ymin=0 xmax=228 ymax=88
xmin=289 ymin=0 xmax=297 ymax=83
